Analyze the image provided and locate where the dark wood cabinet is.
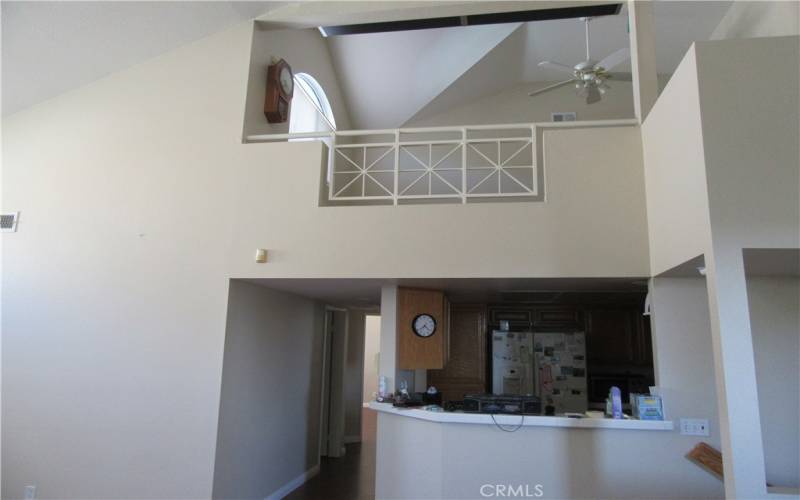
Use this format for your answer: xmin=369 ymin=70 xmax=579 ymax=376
xmin=534 ymin=307 xmax=584 ymax=331
xmin=585 ymin=308 xmax=637 ymax=365
xmin=488 ymin=307 xmax=531 ymax=329
xmin=428 ymin=304 xmax=487 ymax=403
xmin=489 ymin=306 xmax=584 ymax=331
xmin=585 ymin=308 xmax=653 ymax=367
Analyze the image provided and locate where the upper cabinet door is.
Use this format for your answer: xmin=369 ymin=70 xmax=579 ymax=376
xmin=429 ymin=305 xmax=486 ymax=384
xmin=488 ymin=307 xmax=532 ymax=329
xmin=533 ymin=307 xmax=584 ymax=331
xmin=586 ymin=308 xmax=636 ymax=365
xmin=397 ymin=288 xmax=447 ymax=370
xmin=428 ymin=304 xmax=487 ymax=402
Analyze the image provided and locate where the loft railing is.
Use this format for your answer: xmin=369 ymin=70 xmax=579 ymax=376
xmin=246 ymin=119 xmax=638 ymax=205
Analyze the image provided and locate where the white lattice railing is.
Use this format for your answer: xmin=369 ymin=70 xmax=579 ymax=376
xmin=246 ymin=120 xmax=637 ymax=204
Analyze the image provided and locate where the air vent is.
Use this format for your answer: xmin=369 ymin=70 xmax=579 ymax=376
xmin=1 ymin=212 xmax=19 ymax=233
xmin=551 ymin=112 xmax=577 ymax=122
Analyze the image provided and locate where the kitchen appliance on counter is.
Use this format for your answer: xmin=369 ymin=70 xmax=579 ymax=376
xmin=393 ymin=391 xmax=443 ymax=408
xmin=445 ymin=394 xmax=541 ymax=414
xmin=492 ymin=330 xmax=588 ymax=414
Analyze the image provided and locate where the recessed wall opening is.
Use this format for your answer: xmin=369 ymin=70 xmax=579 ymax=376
xmin=743 ymin=248 xmax=800 ymax=490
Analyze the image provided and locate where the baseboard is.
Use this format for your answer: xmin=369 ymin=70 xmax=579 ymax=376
xmin=344 ymin=434 xmax=362 ymax=444
xmin=264 ymin=464 xmax=320 ymax=500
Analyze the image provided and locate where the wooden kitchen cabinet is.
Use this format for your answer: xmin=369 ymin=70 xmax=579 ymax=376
xmin=586 ymin=308 xmax=637 ymax=365
xmin=488 ymin=307 xmax=532 ymax=329
xmin=533 ymin=307 xmax=584 ymax=331
xmin=428 ymin=304 xmax=487 ymax=403
xmin=397 ymin=288 xmax=447 ymax=370
xmin=585 ymin=308 xmax=655 ymax=366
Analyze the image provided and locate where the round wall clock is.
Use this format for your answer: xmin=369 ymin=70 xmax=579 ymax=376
xmin=412 ymin=313 xmax=437 ymax=338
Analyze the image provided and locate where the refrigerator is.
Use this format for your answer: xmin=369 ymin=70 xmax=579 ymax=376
xmin=492 ymin=331 xmax=588 ymax=414
xmin=491 ymin=331 xmax=535 ymax=396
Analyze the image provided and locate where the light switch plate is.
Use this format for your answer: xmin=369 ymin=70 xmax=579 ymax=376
xmin=680 ymin=418 xmax=710 ymax=436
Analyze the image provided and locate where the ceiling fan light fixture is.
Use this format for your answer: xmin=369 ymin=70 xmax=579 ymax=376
xmin=530 ymin=16 xmax=630 ymax=104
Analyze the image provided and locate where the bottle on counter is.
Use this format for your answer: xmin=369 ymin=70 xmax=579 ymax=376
xmin=377 ymin=376 xmax=387 ymax=401
xmin=609 ymin=386 xmax=623 ymax=419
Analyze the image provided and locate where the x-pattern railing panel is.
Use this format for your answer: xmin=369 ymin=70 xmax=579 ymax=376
xmin=327 ymin=125 xmax=538 ymax=204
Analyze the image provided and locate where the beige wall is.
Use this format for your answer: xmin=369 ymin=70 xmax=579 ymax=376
xmin=212 ymin=281 xmax=324 ymax=499
xmin=226 ymin=125 xmax=650 ymax=279
xmin=693 ymin=36 xmax=798 ymax=498
xmin=695 ymin=36 xmax=800 ymax=251
xmin=1 ymin=22 xmax=256 ymax=499
xmin=649 ymin=277 xmax=724 ymax=497
xmin=746 ymin=276 xmax=800 ymax=488
xmin=243 ymin=25 xmax=351 ymax=138
xmin=711 ymin=1 xmax=799 ymax=40
xmin=362 ymin=315 xmax=381 ymax=403
xmin=404 ymin=80 xmax=637 ymax=127
xmin=641 ymin=47 xmax=711 ymax=276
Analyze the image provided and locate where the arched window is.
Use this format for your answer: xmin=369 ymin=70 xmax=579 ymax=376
xmin=289 ymin=73 xmax=336 ymax=135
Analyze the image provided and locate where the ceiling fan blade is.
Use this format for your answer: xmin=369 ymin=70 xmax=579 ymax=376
xmin=595 ymin=47 xmax=630 ymax=71
xmin=585 ymin=85 xmax=602 ymax=104
xmin=528 ymin=79 xmax=575 ymax=97
xmin=607 ymin=72 xmax=632 ymax=82
xmin=537 ymin=61 xmax=575 ymax=74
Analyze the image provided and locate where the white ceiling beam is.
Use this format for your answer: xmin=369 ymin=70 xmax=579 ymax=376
xmin=628 ymin=0 xmax=659 ymax=122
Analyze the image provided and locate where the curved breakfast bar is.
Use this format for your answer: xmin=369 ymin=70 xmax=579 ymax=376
xmin=370 ymin=402 xmax=689 ymax=500
xmin=370 ymin=402 xmax=674 ymax=431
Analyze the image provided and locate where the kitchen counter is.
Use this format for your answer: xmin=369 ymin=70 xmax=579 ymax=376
xmin=370 ymin=402 xmax=715 ymax=500
xmin=368 ymin=402 xmax=673 ymax=431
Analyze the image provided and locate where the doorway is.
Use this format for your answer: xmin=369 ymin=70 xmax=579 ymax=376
xmin=319 ymin=307 xmax=348 ymax=458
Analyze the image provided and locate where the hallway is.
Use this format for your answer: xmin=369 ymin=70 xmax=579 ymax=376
xmin=286 ymin=408 xmax=376 ymax=500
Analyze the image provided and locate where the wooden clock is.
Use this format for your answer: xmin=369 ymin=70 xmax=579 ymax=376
xmin=264 ymin=59 xmax=294 ymax=123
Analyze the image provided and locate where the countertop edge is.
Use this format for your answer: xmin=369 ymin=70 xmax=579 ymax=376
xmin=367 ymin=402 xmax=674 ymax=431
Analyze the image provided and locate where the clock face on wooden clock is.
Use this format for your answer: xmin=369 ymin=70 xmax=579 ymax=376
xmin=264 ymin=59 xmax=293 ymax=123
xmin=412 ymin=314 xmax=437 ymax=338
xmin=279 ymin=67 xmax=294 ymax=95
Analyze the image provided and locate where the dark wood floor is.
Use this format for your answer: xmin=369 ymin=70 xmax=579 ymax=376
xmin=286 ymin=408 xmax=376 ymax=500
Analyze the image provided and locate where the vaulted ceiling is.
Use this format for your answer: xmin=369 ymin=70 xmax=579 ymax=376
xmin=325 ymin=23 xmax=521 ymax=130
xmin=2 ymin=0 xmax=732 ymax=122
xmin=324 ymin=1 xmax=732 ymax=129
xmin=1 ymin=1 xmax=286 ymax=116
xmin=0 ymin=0 xmax=574 ymax=116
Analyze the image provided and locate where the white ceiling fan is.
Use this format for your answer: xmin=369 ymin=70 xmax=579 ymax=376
xmin=529 ymin=17 xmax=630 ymax=104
